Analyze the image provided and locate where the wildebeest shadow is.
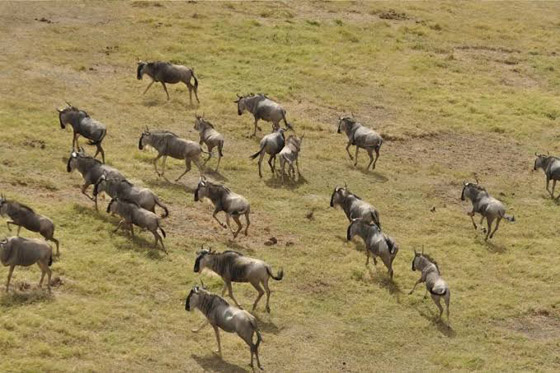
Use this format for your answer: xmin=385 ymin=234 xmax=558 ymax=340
xmin=191 ymin=353 xmax=247 ymax=373
xmin=253 ymin=315 xmax=281 ymax=335
xmin=414 ymin=304 xmax=456 ymax=337
xmin=204 ymin=169 xmax=228 ymax=182
xmin=141 ymin=99 xmax=161 ymax=108
xmin=368 ymin=268 xmax=402 ymax=296
xmin=112 ymin=232 xmax=166 ymax=259
xmin=483 ymin=239 xmax=507 ymax=254
xmin=72 ymin=204 xmax=112 ymax=223
xmin=266 ymin=173 xmax=309 ymax=190
xmin=0 ymin=288 xmax=54 ymax=308
xmin=225 ymin=240 xmax=254 ymax=254
xmin=145 ymin=178 xmax=191 ymax=192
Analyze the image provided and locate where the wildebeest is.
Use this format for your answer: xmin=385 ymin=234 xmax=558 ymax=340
xmin=0 ymin=236 xmax=53 ymax=292
xmin=138 ymin=128 xmax=204 ymax=182
xmin=235 ymin=93 xmax=292 ymax=136
xmin=194 ymin=247 xmax=284 ymax=312
xmin=279 ymin=134 xmax=303 ymax=183
xmin=461 ymin=181 xmax=515 ymax=240
xmin=57 ymin=103 xmax=107 ymax=163
xmin=409 ymin=250 xmax=450 ymax=324
xmin=194 ymin=177 xmax=250 ymax=238
xmin=533 ymin=153 xmax=560 ymax=199
xmin=185 ymin=284 xmax=263 ymax=370
xmin=106 ymin=198 xmax=167 ymax=253
xmin=330 ymin=185 xmax=381 ymax=228
xmin=346 ymin=218 xmax=398 ymax=278
xmin=249 ymin=128 xmax=286 ymax=178
xmin=137 ymin=61 xmax=200 ymax=105
xmin=194 ymin=114 xmax=224 ymax=171
xmin=67 ymin=150 xmax=125 ymax=203
xmin=0 ymin=196 xmax=60 ymax=255
xmin=93 ymin=175 xmax=169 ymax=217
xmin=337 ymin=116 xmax=383 ymax=170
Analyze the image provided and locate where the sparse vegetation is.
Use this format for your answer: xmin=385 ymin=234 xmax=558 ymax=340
xmin=1 ymin=1 xmax=560 ymax=372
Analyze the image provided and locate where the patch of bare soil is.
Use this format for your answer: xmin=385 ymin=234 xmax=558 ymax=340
xmin=391 ymin=131 xmax=526 ymax=203
xmin=502 ymin=311 xmax=560 ymax=340
xmin=297 ymin=278 xmax=332 ymax=295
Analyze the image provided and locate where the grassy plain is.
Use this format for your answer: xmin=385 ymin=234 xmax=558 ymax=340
xmin=0 ymin=1 xmax=560 ymax=372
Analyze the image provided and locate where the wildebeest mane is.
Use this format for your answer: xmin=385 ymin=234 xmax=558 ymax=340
xmin=198 ymin=293 xmax=230 ymax=315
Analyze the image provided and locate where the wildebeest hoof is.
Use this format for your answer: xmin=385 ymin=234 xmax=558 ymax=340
xmin=266 ymin=306 xmax=271 ymax=313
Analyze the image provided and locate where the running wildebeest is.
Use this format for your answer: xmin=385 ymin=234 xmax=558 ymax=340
xmin=93 ymin=175 xmax=169 ymax=217
xmin=346 ymin=218 xmax=398 ymax=278
xmin=106 ymin=198 xmax=167 ymax=253
xmin=0 ymin=236 xmax=53 ymax=292
xmin=138 ymin=128 xmax=204 ymax=182
xmin=279 ymin=134 xmax=303 ymax=183
xmin=0 ymin=196 xmax=60 ymax=255
xmin=235 ymin=93 xmax=292 ymax=137
xmin=67 ymin=150 xmax=125 ymax=204
xmin=185 ymin=284 xmax=263 ymax=370
xmin=249 ymin=128 xmax=286 ymax=178
xmin=533 ymin=152 xmax=560 ymax=199
xmin=337 ymin=115 xmax=383 ymax=170
xmin=461 ymin=181 xmax=515 ymax=240
xmin=194 ymin=177 xmax=250 ymax=238
xmin=194 ymin=247 xmax=284 ymax=312
xmin=409 ymin=250 xmax=450 ymax=324
xmin=136 ymin=61 xmax=200 ymax=105
xmin=194 ymin=114 xmax=224 ymax=171
xmin=330 ymin=185 xmax=381 ymax=228
xmin=57 ymin=103 xmax=107 ymax=163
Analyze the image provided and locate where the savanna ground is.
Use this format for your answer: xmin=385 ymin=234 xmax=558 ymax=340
xmin=0 ymin=1 xmax=559 ymax=372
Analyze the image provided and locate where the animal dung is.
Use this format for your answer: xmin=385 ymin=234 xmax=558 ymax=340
xmin=264 ymin=237 xmax=278 ymax=246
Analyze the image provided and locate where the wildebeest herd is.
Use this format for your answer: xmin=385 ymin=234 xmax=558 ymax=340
xmin=2 ymin=59 xmax=555 ymax=370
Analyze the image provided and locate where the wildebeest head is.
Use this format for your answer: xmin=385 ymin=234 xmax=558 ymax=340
xmin=0 ymin=195 xmax=7 ymax=217
xmin=194 ymin=245 xmax=211 ymax=273
xmin=411 ymin=250 xmax=421 ymax=271
xmin=533 ymin=152 xmax=550 ymax=171
xmin=337 ymin=116 xmax=355 ymax=134
xmin=461 ymin=182 xmax=484 ymax=201
xmin=66 ymin=150 xmax=80 ymax=173
xmin=330 ymin=185 xmax=349 ymax=207
xmin=137 ymin=62 xmax=147 ymax=80
xmin=235 ymin=94 xmax=247 ymax=115
xmin=0 ymin=237 xmax=7 ymax=249
xmin=106 ymin=198 xmax=118 ymax=214
xmin=185 ymin=284 xmax=208 ymax=311
xmin=57 ymin=102 xmax=77 ymax=129
xmin=194 ymin=114 xmax=213 ymax=132
xmin=194 ymin=177 xmax=209 ymax=202
xmin=138 ymin=127 xmax=150 ymax=150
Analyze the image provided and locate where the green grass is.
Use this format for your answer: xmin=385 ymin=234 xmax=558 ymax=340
xmin=1 ymin=1 xmax=560 ymax=372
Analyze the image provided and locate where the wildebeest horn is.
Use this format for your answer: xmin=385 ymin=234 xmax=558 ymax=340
xmin=56 ymin=107 xmax=63 ymax=113
xmin=351 ymin=112 xmax=355 ymax=117
xmin=421 ymin=246 xmax=424 ymax=255
xmin=344 ymin=182 xmax=348 ymax=188
xmin=237 ymin=93 xmax=242 ymax=98
xmin=65 ymin=101 xmax=72 ymax=107
xmin=200 ymin=280 xmax=206 ymax=289
xmin=413 ymin=248 xmax=417 ymax=255
xmin=547 ymin=151 xmax=550 ymax=155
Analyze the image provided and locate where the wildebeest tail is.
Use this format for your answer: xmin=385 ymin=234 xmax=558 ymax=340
xmin=191 ymin=69 xmax=199 ymax=89
xmin=255 ymin=328 xmax=262 ymax=350
xmin=250 ymin=142 xmax=266 ymax=160
xmin=88 ymin=128 xmax=107 ymax=145
xmin=155 ymin=197 xmax=169 ymax=218
xmin=376 ymin=137 xmax=384 ymax=151
xmin=266 ymin=266 xmax=284 ymax=281
xmin=281 ymin=110 xmax=292 ymax=130
xmin=48 ymin=254 xmax=53 ymax=267
xmin=158 ymin=226 xmax=166 ymax=238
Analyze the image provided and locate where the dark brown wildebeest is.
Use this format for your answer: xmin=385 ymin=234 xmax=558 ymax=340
xmin=137 ymin=61 xmax=200 ymax=105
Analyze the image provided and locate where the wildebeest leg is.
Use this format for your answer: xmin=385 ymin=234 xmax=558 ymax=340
xmin=250 ymin=280 xmax=265 ymax=311
xmin=408 ymin=278 xmax=422 ymax=295
xmin=232 ymin=215 xmax=243 ymax=238
xmin=489 ymin=217 xmax=501 ymax=239
xmin=444 ymin=291 xmax=450 ymax=324
xmin=113 ymin=220 xmax=125 ymax=233
xmin=253 ymin=118 xmax=261 ymax=137
xmin=354 ymin=146 xmax=359 ymax=166
xmin=96 ymin=144 xmax=105 ymax=164
xmin=221 ymin=283 xmax=227 ymax=296
xmin=161 ymin=82 xmax=170 ymax=101
xmin=267 ymin=155 xmax=275 ymax=174
xmin=485 ymin=217 xmax=494 ymax=241
xmin=244 ymin=213 xmax=250 ymax=236
xmin=551 ymin=179 xmax=557 ymax=199
xmin=6 ymin=221 xmax=13 ymax=232
xmin=257 ymin=152 xmax=265 ymax=178
xmin=432 ymin=294 xmax=444 ymax=320
xmin=365 ymin=250 xmax=370 ymax=266
xmin=81 ymin=183 xmax=95 ymax=201
xmin=213 ymin=209 xmax=227 ymax=229
xmin=346 ymin=142 xmax=353 ymax=160
xmin=187 ymin=85 xmax=193 ymax=106
xmin=280 ymin=158 xmax=286 ymax=183
xmin=263 ymin=277 xmax=271 ymax=313
xmin=366 ymin=149 xmax=374 ymax=170
xmin=212 ymin=325 xmax=222 ymax=356
xmin=143 ymin=80 xmax=155 ymax=95
xmin=372 ymin=147 xmax=380 ymax=169
xmin=216 ymin=153 xmax=222 ymax=172
xmin=175 ymin=159 xmax=191 ymax=182
xmin=38 ymin=262 xmax=46 ymax=288
xmin=152 ymin=154 xmax=163 ymax=177
xmin=468 ymin=211 xmax=477 ymax=229
xmin=6 ymin=265 xmax=14 ymax=292
xmin=16 ymin=225 xmax=21 ymax=236
xmin=295 ymin=158 xmax=301 ymax=177
xmin=226 ymin=281 xmax=242 ymax=308
xmin=192 ymin=319 xmax=208 ymax=333
xmin=130 ymin=224 xmax=135 ymax=238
